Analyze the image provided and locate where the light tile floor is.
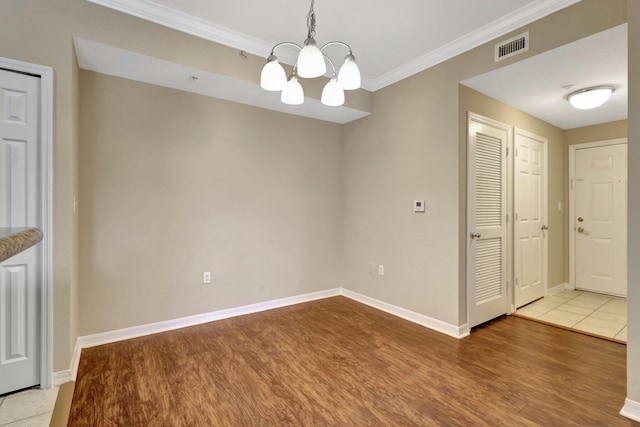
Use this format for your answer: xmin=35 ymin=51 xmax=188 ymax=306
xmin=0 ymin=387 xmax=58 ymax=427
xmin=516 ymin=290 xmax=627 ymax=342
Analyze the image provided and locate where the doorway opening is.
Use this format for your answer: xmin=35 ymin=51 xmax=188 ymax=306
xmin=462 ymin=24 xmax=628 ymax=333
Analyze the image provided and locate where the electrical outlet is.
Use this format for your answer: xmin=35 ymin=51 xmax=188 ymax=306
xmin=203 ymin=272 xmax=212 ymax=284
xmin=378 ymin=265 xmax=384 ymax=276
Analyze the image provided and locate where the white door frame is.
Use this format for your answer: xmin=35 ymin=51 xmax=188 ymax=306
xmin=568 ymin=138 xmax=627 ymax=291
xmin=0 ymin=57 xmax=53 ymax=389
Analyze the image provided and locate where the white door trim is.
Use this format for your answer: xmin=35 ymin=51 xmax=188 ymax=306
xmin=0 ymin=57 xmax=54 ymax=389
xmin=568 ymin=138 xmax=627 ymax=291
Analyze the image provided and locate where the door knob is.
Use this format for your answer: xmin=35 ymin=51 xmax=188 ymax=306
xmin=541 ymin=225 xmax=549 ymax=230
xmin=577 ymin=227 xmax=585 ymax=233
xmin=577 ymin=217 xmax=584 ymax=222
xmin=470 ymin=232 xmax=481 ymax=239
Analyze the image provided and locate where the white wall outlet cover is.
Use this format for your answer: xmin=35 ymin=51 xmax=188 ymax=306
xmin=413 ymin=200 xmax=426 ymax=212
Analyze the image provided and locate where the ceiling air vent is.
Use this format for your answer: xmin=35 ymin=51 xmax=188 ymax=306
xmin=495 ymin=31 xmax=529 ymax=62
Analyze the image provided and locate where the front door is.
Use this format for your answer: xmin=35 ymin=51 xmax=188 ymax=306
xmin=0 ymin=68 xmax=42 ymax=394
xmin=574 ymin=143 xmax=627 ymax=296
xmin=514 ymin=129 xmax=547 ymax=308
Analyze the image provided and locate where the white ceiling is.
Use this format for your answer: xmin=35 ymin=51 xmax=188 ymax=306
xmin=463 ymin=24 xmax=628 ymax=130
xmin=81 ymin=0 xmax=626 ymax=127
xmin=87 ymin=0 xmax=580 ymax=90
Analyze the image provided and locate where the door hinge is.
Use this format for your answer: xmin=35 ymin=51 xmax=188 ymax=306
xmin=506 ymin=146 xmax=509 ymax=156
xmin=515 ymin=148 xmax=518 ymax=157
xmin=506 ymin=213 xmax=509 ymax=223
xmin=570 ymin=179 xmax=573 ymax=191
xmin=506 ymin=280 xmax=510 ymax=290
xmin=515 ymin=277 xmax=518 ymax=286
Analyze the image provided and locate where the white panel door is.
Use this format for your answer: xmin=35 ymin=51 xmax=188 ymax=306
xmin=0 ymin=69 xmax=41 ymax=394
xmin=574 ymin=144 xmax=627 ymax=296
xmin=514 ymin=129 xmax=546 ymax=308
xmin=468 ymin=114 xmax=510 ymax=328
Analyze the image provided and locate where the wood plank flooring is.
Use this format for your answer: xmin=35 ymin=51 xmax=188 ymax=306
xmin=69 ymin=297 xmax=636 ymax=426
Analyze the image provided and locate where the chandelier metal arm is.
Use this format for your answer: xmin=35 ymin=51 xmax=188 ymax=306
xmin=269 ymin=41 xmax=303 ymax=56
xmin=319 ymin=41 xmax=354 ymax=55
xmin=323 ymin=54 xmax=336 ymax=76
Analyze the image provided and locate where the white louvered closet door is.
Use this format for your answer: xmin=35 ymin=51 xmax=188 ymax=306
xmin=468 ymin=113 xmax=510 ymax=328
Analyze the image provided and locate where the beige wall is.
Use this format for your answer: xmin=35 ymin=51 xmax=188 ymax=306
xmin=78 ymin=71 xmax=343 ymax=335
xmin=627 ymin=0 xmax=640 ymax=407
xmin=1 ymin=0 xmax=363 ymax=370
xmin=565 ymin=119 xmax=628 ymax=145
xmin=459 ymin=86 xmax=568 ymax=289
xmin=341 ymin=0 xmax=627 ymax=326
xmin=2 ymin=1 xmax=636 ymax=404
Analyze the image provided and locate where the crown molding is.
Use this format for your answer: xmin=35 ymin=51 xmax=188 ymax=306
xmin=86 ymin=0 xmax=273 ymax=59
xmin=88 ymin=0 xmax=581 ymax=92
xmin=366 ymin=0 xmax=581 ymax=90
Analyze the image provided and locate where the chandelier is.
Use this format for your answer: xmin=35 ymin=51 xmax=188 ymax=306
xmin=259 ymin=0 xmax=361 ymax=107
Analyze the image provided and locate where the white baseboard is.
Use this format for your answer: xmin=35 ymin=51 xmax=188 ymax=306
xmin=52 ymin=370 xmax=71 ymax=386
xmin=341 ymin=289 xmax=469 ymax=339
xmin=71 ymin=288 xmax=341 ymax=379
xmin=621 ymin=398 xmax=640 ymax=422
xmin=70 ymin=338 xmax=83 ymax=381
xmin=545 ymin=282 xmax=569 ymax=297
xmin=69 ymin=287 xmax=471 ymax=379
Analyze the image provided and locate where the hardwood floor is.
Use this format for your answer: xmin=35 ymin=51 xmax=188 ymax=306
xmin=69 ymin=297 xmax=636 ymax=426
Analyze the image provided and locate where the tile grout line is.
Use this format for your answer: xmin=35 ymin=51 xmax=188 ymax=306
xmin=559 ymin=299 xmax=599 ymax=327
xmin=0 ymin=408 xmax=53 ymax=426
xmin=613 ymin=324 xmax=626 ymax=337
xmin=0 ymin=388 xmax=58 ymax=426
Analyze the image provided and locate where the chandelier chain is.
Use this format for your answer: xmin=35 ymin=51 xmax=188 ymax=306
xmin=306 ymin=0 xmax=316 ymax=39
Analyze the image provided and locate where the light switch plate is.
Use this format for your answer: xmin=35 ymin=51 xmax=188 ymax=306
xmin=414 ymin=200 xmax=425 ymax=212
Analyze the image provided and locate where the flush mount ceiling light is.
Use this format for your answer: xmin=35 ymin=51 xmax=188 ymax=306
xmin=567 ymin=86 xmax=615 ymax=110
xmin=260 ymin=0 xmax=361 ymax=107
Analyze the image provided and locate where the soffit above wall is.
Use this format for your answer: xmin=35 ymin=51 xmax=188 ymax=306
xmin=74 ymin=37 xmax=371 ymax=124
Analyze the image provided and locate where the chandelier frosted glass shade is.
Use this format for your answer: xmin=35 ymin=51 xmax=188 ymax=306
xmin=260 ymin=0 xmax=360 ymax=107
xmin=338 ymin=54 xmax=361 ymax=90
xmin=281 ymin=76 xmax=304 ymax=105
xmin=297 ymin=39 xmax=327 ymax=78
xmin=567 ymin=86 xmax=615 ymax=110
xmin=321 ymin=78 xmax=345 ymax=106
xmin=260 ymin=57 xmax=287 ymax=91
